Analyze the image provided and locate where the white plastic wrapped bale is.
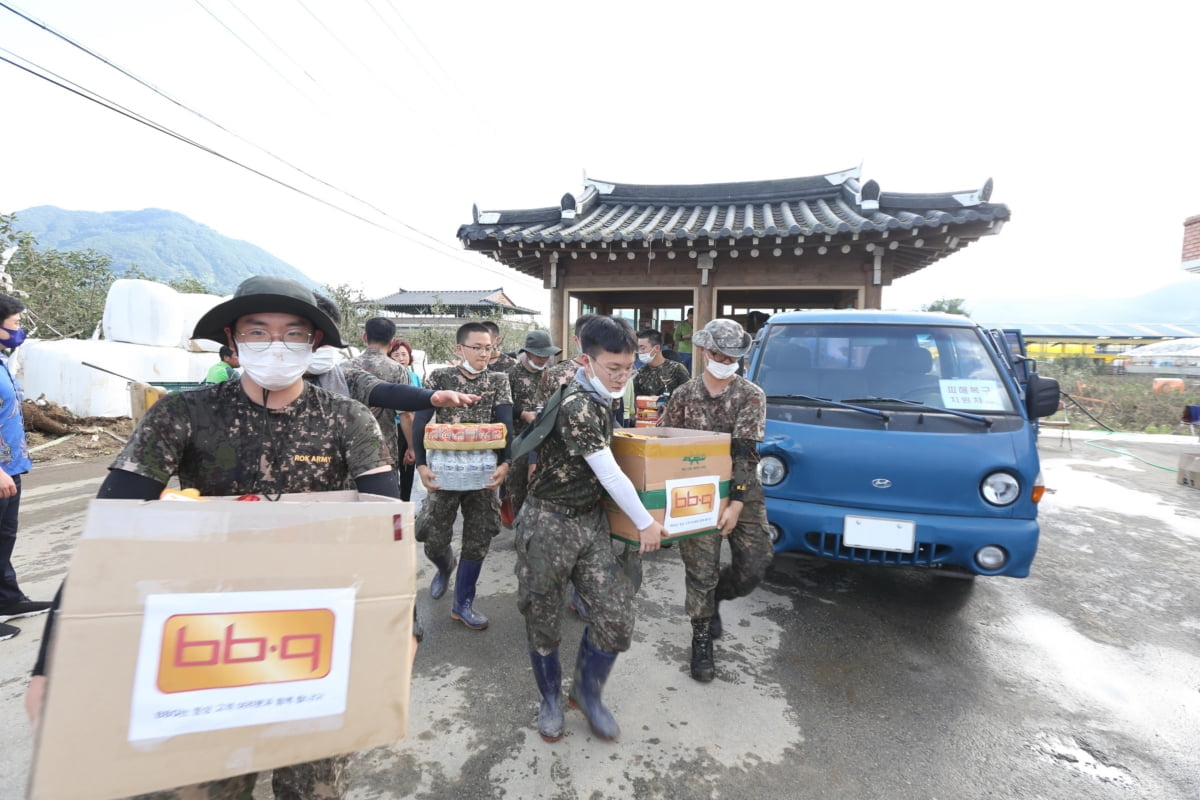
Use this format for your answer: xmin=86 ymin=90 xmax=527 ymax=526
xmin=176 ymin=291 xmax=227 ymax=352
xmin=18 ymin=339 xmax=218 ymax=417
xmin=103 ymin=279 xmax=185 ymax=347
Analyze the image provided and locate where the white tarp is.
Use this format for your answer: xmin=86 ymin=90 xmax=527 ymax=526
xmin=17 ymin=339 xmax=218 ymax=417
xmin=103 ymin=279 xmax=225 ymax=350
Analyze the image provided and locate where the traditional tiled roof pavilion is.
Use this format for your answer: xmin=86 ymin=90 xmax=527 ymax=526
xmin=457 ymin=166 xmax=1009 ymax=351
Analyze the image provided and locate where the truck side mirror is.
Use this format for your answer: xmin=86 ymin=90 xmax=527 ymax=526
xmin=1025 ymin=374 xmax=1060 ymax=419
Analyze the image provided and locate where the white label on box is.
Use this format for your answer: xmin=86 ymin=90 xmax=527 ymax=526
xmin=843 ymin=515 xmax=916 ymax=553
xmin=128 ymin=588 xmax=356 ymax=742
xmin=662 ymin=475 xmax=721 ymax=535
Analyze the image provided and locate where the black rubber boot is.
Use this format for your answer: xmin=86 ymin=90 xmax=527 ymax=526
xmin=429 ymin=549 xmax=456 ymax=600
xmin=567 ymin=627 xmax=620 ymax=741
xmin=450 ymin=558 xmax=489 ymax=630
xmin=690 ymin=617 xmax=715 ymax=682
xmin=529 ymin=649 xmax=564 ymax=741
xmin=710 ymin=602 xmax=723 ymax=639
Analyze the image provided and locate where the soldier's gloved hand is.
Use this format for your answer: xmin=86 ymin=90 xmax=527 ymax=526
xmin=417 ymin=465 xmax=441 ymax=492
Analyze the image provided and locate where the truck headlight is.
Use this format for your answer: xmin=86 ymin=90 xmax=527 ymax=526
xmin=980 ymin=472 xmax=1020 ymax=506
xmin=758 ymin=455 xmax=786 ymax=486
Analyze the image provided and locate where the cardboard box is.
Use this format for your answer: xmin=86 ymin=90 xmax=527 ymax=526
xmin=1178 ymin=451 xmax=1200 ymax=489
xmin=606 ymin=427 xmax=732 ymax=545
xmin=29 ymin=491 xmax=415 ymax=800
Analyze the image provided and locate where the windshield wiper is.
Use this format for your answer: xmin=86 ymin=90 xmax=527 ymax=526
xmin=842 ymin=397 xmax=993 ymax=427
xmin=766 ymin=394 xmax=889 ymax=421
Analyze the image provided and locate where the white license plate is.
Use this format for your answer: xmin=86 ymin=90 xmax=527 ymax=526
xmin=842 ymin=515 xmax=916 ymax=553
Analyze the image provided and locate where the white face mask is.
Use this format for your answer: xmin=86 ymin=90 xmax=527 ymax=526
xmin=636 ymin=352 xmax=654 ymax=365
xmin=238 ymin=343 xmax=313 ymax=391
xmin=524 ymin=357 xmax=547 ymax=372
xmin=586 ymin=367 xmax=626 ymax=400
xmin=459 ymin=357 xmax=485 ymax=375
xmin=307 ymin=346 xmax=341 ymax=375
xmin=706 ymin=359 xmax=740 ymax=380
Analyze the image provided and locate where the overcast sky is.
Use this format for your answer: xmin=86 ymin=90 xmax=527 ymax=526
xmin=2 ymin=0 xmax=1197 ymax=319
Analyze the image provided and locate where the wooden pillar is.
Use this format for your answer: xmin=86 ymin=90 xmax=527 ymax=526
xmin=545 ymin=252 xmax=567 ymax=356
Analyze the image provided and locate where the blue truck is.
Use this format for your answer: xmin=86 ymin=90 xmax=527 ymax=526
xmin=749 ymin=309 xmax=1060 ymax=578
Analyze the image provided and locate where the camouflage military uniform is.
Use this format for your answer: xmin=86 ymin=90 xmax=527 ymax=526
xmin=116 ymin=380 xmax=386 ymax=800
xmin=113 ymin=381 xmax=388 ymax=495
xmin=516 ymin=382 xmax=634 ymax=653
xmin=349 ymin=348 xmax=408 ymax=466
xmin=538 ymin=355 xmax=585 ymax=403
xmin=505 ymin=360 xmax=543 ymax=517
xmin=416 ymin=367 xmax=512 ymax=562
xmin=659 ymin=375 xmax=773 ymax=618
xmin=488 ymin=352 xmax=519 ymax=373
xmin=633 ymin=358 xmax=691 ymax=397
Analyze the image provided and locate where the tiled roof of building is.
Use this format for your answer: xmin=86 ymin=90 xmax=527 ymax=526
xmin=375 ymin=288 xmax=538 ymax=316
xmin=457 ymin=166 xmax=1010 ymax=278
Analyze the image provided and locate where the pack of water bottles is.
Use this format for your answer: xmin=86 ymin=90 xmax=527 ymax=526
xmin=427 ymin=448 xmax=498 ymax=492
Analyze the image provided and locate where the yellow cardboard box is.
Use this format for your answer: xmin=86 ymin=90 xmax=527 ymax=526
xmin=606 ymin=427 xmax=732 ymax=545
xmin=28 ymin=491 xmax=415 ymax=800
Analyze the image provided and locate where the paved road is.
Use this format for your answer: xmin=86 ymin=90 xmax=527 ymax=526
xmin=3 ymin=432 xmax=1198 ymax=799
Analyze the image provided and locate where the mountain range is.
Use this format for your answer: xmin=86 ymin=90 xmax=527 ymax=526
xmin=10 ymin=206 xmax=316 ymax=294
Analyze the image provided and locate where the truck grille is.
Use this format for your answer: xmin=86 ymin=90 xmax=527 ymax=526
xmin=803 ymin=532 xmax=952 ymax=567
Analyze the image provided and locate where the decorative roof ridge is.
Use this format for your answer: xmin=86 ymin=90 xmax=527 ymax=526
xmin=879 ymin=178 xmax=995 ymax=209
xmin=579 ymin=166 xmax=862 ymax=204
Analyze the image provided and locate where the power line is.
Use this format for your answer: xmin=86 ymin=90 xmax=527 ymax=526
xmin=220 ymin=0 xmax=321 ymax=86
xmin=0 ymin=2 xmax=538 ymax=286
xmin=0 ymin=50 xmax=534 ymax=286
xmin=293 ymin=0 xmax=412 ymax=111
xmin=191 ymin=0 xmax=321 ymax=106
xmin=383 ymin=0 xmax=465 ymax=100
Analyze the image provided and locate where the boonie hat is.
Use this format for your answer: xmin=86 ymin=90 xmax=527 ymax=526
xmin=192 ymin=276 xmax=345 ymax=348
xmin=693 ymin=318 xmax=752 ymax=358
xmin=521 ymin=330 xmax=562 ymax=357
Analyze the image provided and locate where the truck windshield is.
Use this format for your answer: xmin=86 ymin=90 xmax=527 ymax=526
xmin=753 ymin=323 xmax=1018 ymax=414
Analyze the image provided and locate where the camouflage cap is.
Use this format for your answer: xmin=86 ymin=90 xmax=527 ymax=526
xmin=521 ymin=329 xmax=562 ymax=357
xmin=192 ymin=276 xmax=344 ymax=348
xmin=692 ymin=318 xmax=752 ymax=358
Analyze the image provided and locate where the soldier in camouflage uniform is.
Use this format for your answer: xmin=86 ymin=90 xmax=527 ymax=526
xmin=412 ymin=322 xmax=514 ymax=630
xmin=482 ymin=320 xmax=519 ymax=373
xmin=659 ymin=318 xmax=773 ymax=683
xmin=349 ymin=317 xmax=409 ymax=467
xmin=26 ymin=276 xmax=426 ymax=800
xmin=505 ymin=330 xmax=561 ymax=518
xmin=537 ymin=313 xmax=601 ymax=403
xmin=308 ymin=295 xmax=478 ymax=424
xmin=515 ymin=316 xmax=665 ymax=743
xmin=633 ymin=328 xmax=692 ymax=397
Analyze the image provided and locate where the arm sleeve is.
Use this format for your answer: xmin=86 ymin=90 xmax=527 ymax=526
xmin=412 ymin=408 xmax=435 ymax=468
xmin=97 ymin=468 xmax=168 ymax=500
xmin=353 ymin=470 xmax=402 ymax=499
xmin=495 ymin=403 xmax=514 ymax=464
xmin=583 ymin=448 xmax=654 ymax=531
xmin=731 ymin=438 xmax=758 ymax=501
xmin=367 ymin=381 xmax=437 ymax=412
